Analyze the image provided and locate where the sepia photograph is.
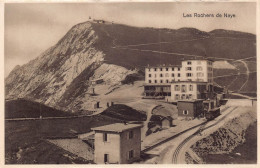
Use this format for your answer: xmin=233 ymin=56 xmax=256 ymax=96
xmin=3 ymin=1 xmax=257 ymax=165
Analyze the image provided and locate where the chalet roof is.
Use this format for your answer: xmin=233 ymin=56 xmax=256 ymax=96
xmin=161 ymin=116 xmax=173 ymax=121
xmin=91 ymin=123 xmax=143 ymax=133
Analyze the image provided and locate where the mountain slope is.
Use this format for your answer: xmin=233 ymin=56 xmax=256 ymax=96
xmin=5 ymin=21 xmax=256 ymax=112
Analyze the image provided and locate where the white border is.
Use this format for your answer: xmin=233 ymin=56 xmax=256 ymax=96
xmin=1 ymin=1 xmax=259 ymax=168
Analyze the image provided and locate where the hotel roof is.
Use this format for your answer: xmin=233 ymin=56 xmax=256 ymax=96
xmin=91 ymin=123 xmax=143 ymax=133
xmin=177 ymin=99 xmax=204 ymax=103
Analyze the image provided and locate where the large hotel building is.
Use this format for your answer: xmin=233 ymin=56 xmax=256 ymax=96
xmin=144 ymin=59 xmax=214 ymax=102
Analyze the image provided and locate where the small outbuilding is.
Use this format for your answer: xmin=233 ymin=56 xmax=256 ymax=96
xmin=161 ymin=116 xmax=173 ymax=128
xmin=177 ymin=99 xmax=203 ymax=119
xmin=91 ymin=78 xmax=104 ymax=85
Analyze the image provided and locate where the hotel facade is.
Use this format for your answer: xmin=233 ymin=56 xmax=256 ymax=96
xmin=144 ymin=59 xmax=214 ymax=102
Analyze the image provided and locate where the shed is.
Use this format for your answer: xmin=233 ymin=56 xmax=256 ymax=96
xmin=177 ymin=99 xmax=203 ymax=118
xmin=161 ymin=116 xmax=173 ymax=128
xmin=91 ymin=78 xmax=104 ymax=85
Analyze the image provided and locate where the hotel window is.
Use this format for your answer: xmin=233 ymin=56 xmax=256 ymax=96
xmin=172 ymin=67 xmax=174 ymax=71
xmin=178 ymin=73 xmax=181 ymax=77
xmin=155 ymin=80 xmax=157 ymax=83
xmin=129 ymin=130 xmax=133 ymax=139
xmin=176 ymin=94 xmax=180 ymax=100
xmin=148 ymin=68 xmax=151 ymax=72
xmin=166 ymin=68 xmax=168 ymax=71
xmin=160 ymin=80 xmax=163 ymax=83
xmin=172 ymin=73 xmax=174 ymax=77
xmin=187 ymin=61 xmax=192 ymax=65
xmin=148 ymin=74 xmax=151 ymax=77
xmin=183 ymin=110 xmax=189 ymax=115
xmin=166 ymin=79 xmax=169 ymax=83
xmin=160 ymin=68 xmax=163 ymax=71
xmin=128 ymin=150 xmax=134 ymax=159
xmin=160 ymin=74 xmax=163 ymax=77
xmin=181 ymin=94 xmax=186 ymax=99
xmin=189 ymin=85 xmax=193 ymax=91
xmin=186 ymin=73 xmax=192 ymax=77
xmin=154 ymin=68 xmax=157 ymax=71
xmin=175 ymin=85 xmax=180 ymax=91
xmin=149 ymin=80 xmax=151 ymax=83
xmin=186 ymin=67 xmax=192 ymax=71
xmin=189 ymin=94 xmax=193 ymax=99
xmin=186 ymin=94 xmax=190 ymax=99
xmin=103 ymin=133 xmax=108 ymax=142
xmin=196 ymin=66 xmax=202 ymax=71
xmin=178 ymin=68 xmax=181 ymax=71
xmin=197 ymin=72 xmax=204 ymax=77
xmin=181 ymin=85 xmax=186 ymax=92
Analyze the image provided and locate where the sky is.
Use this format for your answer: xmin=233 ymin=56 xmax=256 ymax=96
xmin=4 ymin=2 xmax=256 ymax=77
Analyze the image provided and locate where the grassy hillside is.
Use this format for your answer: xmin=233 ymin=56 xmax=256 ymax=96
xmin=5 ymin=115 xmax=120 ymax=164
xmin=91 ymin=23 xmax=256 ymax=69
xmin=5 ymin=99 xmax=73 ymax=119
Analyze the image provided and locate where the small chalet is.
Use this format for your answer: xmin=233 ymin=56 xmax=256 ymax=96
xmin=161 ymin=116 xmax=173 ymax=128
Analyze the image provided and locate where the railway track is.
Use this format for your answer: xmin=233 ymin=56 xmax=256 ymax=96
xmin=172 ymin=106 xmax=238 ymax=164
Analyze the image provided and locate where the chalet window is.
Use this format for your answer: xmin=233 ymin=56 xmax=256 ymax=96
xmin=103 ymin=133 xmax=108 ymax=142
xmin=175 ymin=85 xmax=180 ymax=91
xmin=160 ymin=74 xmax=163 ymax=77
xmin=129 ymin=130 xmax=133 ymax=139
xmin=172 ymin=73 xmax=174 ymax=77
xmin=196 ymin=66 xmax=202 ymax=71
xmin=128 ymin=150 xmax=134 ymax=159
xmin=104 ymin=154 xmax=109 ymax=163
xmin=183 ymin=110 xmax=189 ymax=115
xmin=148 ymin=74 xmax=151 ymax=77
xmin=149 ymin=80 xmax=151 ymax=83
xmin=187 ymin=61 xmax=192 ymax=65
